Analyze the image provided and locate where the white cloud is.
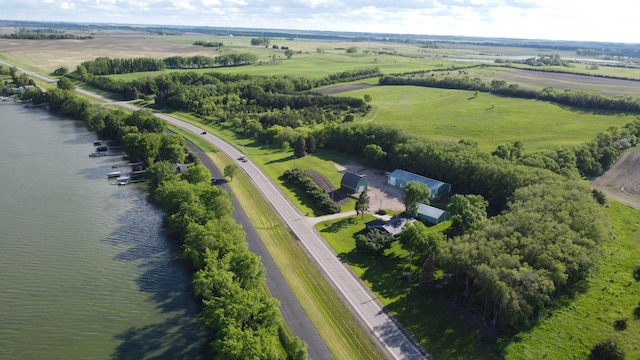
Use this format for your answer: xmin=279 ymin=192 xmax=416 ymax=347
xmin=1 ymin=0 xmax=639 ymax=42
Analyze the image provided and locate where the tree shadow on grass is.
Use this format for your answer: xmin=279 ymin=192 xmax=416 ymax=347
xmin=338 ymin=243 xmax=410 ymax=299
xmin=321 ymin=217 xmax=358 ymax=233
xmin=265 ymin=154 xmax=297 ymax=165
xmin=382 ymin=291 xmax=499 ymax=360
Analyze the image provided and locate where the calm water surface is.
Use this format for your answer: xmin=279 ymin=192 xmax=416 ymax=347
xmin=0 ymin=103 xmax=207 ymax=359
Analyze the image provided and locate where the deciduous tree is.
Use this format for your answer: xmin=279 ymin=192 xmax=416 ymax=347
xmin=224 ymin=164 xmax=239 ymax=181
xmin=355 ymin=190 xmax=370 ymax=218
xmin=403 ymin=181 xmax=431 ymax=217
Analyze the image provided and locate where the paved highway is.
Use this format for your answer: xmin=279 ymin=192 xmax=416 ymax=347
xmin=7 ymin=62 xmax=429 ymax=359
xmin=154 ymin=117 xmax=429 ymax=360
xmin=183 ymin=138 xmax=333 ymax=360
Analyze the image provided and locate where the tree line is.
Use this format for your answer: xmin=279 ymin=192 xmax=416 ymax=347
xmin=193 ymin=40 xmax=224 ymax=47
xmin=17 ymin=86 xmax=308 ymax=358
xmin=75 ymin=54 xmax=259 ymax=76
xmin=0 ymin=29 xmax=93 ymax=40
xmin=283 ymin=168 xmax=340 ymax=214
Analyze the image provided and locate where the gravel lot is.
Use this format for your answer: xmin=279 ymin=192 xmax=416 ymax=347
xmin=335 ymin=162 xmax=406 ymax=213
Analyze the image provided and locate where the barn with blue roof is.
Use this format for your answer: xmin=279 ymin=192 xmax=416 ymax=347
xmin=416 ymin=203 xmax=450 ymax=225
xmin=387 ymin=169 xmax=451 ymax=199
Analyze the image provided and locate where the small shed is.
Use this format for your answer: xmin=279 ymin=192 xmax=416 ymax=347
xmin=416 ymin=203 xmax=450 ymax=225
xmin=174 ymin=163 xmax=188 ymax=174
xmin=387 ymin=169 xmax=451 ymax=199
xmin=340 ymin=172 xmax=368 ymax=194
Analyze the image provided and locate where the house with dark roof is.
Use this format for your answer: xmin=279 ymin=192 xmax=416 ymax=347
xmin=416 ymin=203 xmax=450 ymax=225
xmin=387 ymin=169 xmax=451 ymax=199
xmin=174 ymin=163 xmax=188 ymax=174
xmin=340 ymin=172 xmax=368 ymax=194
xmin=365 ymin=217 xmax=411 ymax=236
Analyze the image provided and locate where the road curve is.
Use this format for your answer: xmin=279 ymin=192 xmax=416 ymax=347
xmin=8 ymin=62 xmax=429 ymax=359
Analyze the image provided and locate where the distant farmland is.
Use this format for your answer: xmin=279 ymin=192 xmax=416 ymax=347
xmin=342 ymin=85 xmax=636 ymax=152
xmin=421 ymin=66 xmax=640 ymax=97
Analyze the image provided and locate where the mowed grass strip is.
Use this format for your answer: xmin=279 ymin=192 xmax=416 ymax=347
xmin=343 ymin=85 xmax=635 ymax=152
xmin=316 ymin=216 xmax=499 ymax=359
xmin=503 ymin=201 xmax=640 ymax=359
xmin=201 ymin=148 xmax=385 ymax=359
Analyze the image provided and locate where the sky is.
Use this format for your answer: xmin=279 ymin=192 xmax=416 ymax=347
xmin=3 ymin=0 xmax=639 ymax=43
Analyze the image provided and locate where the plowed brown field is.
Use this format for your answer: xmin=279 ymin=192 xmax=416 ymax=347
xmin=591 ymin=147 xmax=640 ymax=209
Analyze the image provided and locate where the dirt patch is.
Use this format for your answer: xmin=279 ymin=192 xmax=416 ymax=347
xmin=309 ymin=168 xmax=348 ymax=204
xmin=590 ymin=147 xmax=640 ymax=209
xmin=334 ymin=162 xmax=406 ymax=214
xmin=313 ymin=83 xmax=373 ymax=95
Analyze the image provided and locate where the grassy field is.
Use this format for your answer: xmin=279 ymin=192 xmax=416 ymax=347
xmin=422 ymin=66 xmax=640 ymax=97
xmin=174 ymin=128 xmax=386 ymax=360
xmin=343 ymin=85 xmax=636 ymax=152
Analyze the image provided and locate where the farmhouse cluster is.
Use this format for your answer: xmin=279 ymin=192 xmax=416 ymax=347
xmin=340 ymin=168 xmax=451 ymax=228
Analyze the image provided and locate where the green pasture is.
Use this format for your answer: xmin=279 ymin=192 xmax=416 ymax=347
xmin=503 ymin=201 xmax=640 ymax=359
xmin=343 ymin=85 xmax=636 ymax=152
xmin=315 ymin=215 xmax=499 ymax=359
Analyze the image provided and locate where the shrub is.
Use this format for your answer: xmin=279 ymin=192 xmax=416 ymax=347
xmin=634 ymin=303 xmax=640 ymax=319
xmin=355 ymin=230 xmax=394 ymax=256
xmin=633 ymin=265 xmax=640 ymax=281
xmin=283 ymin=168 xmax=340 ymax=214
xmin=613 ymin=318 xmax=628 ymax=331
xmin=589 ymin=338 xmax=625 ymax=360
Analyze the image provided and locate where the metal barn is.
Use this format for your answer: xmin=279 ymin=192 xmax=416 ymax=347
xmin=387 ymin=169 xmax=451 ymax=199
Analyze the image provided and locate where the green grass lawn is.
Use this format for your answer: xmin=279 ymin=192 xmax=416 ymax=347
xmin=343 ymin=85 xmax=635 ymax=152
xmin=106 ymin=52 xmax=443 ymax=81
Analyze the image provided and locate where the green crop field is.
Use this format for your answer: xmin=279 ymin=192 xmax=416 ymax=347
xmin=343 ymin=85 xmax=636 ymax=152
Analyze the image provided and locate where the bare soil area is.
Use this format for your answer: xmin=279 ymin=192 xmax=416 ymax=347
xmin=333 ymin=162 xmax=406 ymax=213
xmin=590 ymin=147 xmax=640 ymax=209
